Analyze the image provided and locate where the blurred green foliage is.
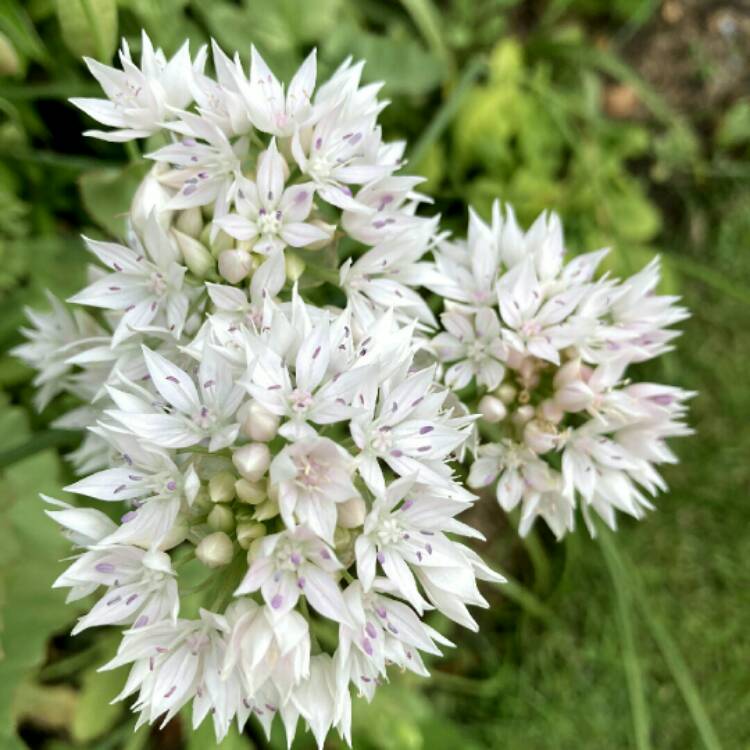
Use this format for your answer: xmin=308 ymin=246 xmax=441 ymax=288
xmin=0 ymin=0 xmax=748 ymax=748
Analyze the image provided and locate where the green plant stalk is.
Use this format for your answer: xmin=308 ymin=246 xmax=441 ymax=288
xmin=409 ymin=55 xmax=486 ymax=169
xmin=0 ymin=429 xmax=83 ymax=470
xmin=601 ymin=529 xmax=723 ymax=750
xmin=598 ymin=530 xmax=651 ymax=750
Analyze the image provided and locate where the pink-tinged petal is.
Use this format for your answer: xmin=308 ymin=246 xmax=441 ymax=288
xmin=279 ymin=183 xmax=315 ymax=222
xmin=235 ymin=555 xmax=274 ymax=595
xmin=65 ymin=468 xmax=144 ymax=501
xmin=112 ymin=298 xmax=158 ymax=347
xmin=381 ymin=550 xmax=426 ymax=613
xmin=215 ymin=214 xmax=258 ymax=242
xmin=295 ymin=317 xmax=330 ymax=393
xmin=69 ymin=275 xmax=147 ymax=310
xmin=256 ymin=139 xmax=285 ymax=210
xmin=280 ymin=221 xmax=331 ymax=248
xmin=142 ymin=346 xmax=200 ymax=414
xmin=108 ymin=411 xmax=201 ymax=449
xmin=354 ymin=537 xmax=376 ymax=593
xmin=286 ymin=48 xmax=316 ymax=119
xmin=299 ymin=564 xmax=352 ymax=626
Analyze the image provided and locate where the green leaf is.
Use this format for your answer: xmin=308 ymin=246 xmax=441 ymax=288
xmin=185 ymin=713 xmax=255 ymax=750
xmin=0 ymin=397 xmax=72 ymax=746
xmin=78 ymin=163 xmax=149 ymax=238
xmin=0 ymin=0 xmax=48 ymax=64
xmin=71 ymin=643 xmax=126 ymax=742
xmin=715 ymin=99 xmax=750 ymax=151
xmin=324 ymin=24 xmax=445 ymax=96
xmin=55 ymin=0 xmax=118 ymax=62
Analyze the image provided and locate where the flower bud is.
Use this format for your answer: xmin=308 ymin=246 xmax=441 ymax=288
xmin=285 ymin=252 xmax=306 ymax=283
xmin=218 ymin=249 xmax=252 ymax=284
xmin=207 ymin=504 xmax=235 ymax=532
xmin=210 ymin=229 xmax=234 ymax=256
xmin=524 ymin=419 xmax=558 ymax=455
xmin=478 ymin=395 xmax=507 ymax=423
xmin=254 ymin=499 xmax=279 ymax=522
xmin=240 ymin=400 xmax=279 ymax=442
xmin=131 ymin=164 xmax=173 ymax=233
xmin=553 ymin=358 xmax=582 ymax=390
xmin=554 ymin=381 xmax=592 ymax=413
xmin=512 ymin=404 xmax=535 ymax=427
xmin=232 ymin=443 xmax=271 ymax=482
xmin=237 ymin=521 xmax=266 ymax=549
xmin=234 ymin=478 xmax=266 ymax=505
xmin=173 ymin=229 xmax=214 ymax=279
xmin=497 ymin=384 xmax=517 ymax=404
xmin=337 ymin=497 xmax=366 ymax=528
xmin=208 ymin=471 xmax=236 ymax=504
xmin=175 ymin=207 xmax=203 ymax=238
xmin=196 ymin=531 xmax=234 ymax=568
xmin=539 ymin=398 xmax=564 ymax=424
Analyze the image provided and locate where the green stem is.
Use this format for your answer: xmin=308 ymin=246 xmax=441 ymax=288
xmin=492 ymin=574 xmax=560 ymax=626
xmin=601 ymin=528 xmax=723 ymax=750
xmin=409 ymin=56 xmax=486 ymax=169
xmin=0 ymin=430 xmax=82 ymax=470
xmin=598 ymin=530 xmax=651 ymax=750
xmin=124 ymin=140 xmax=141 ymax=164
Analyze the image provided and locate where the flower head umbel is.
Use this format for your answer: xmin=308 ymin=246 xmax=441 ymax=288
xmin=428 ymin=201 xmax=692 ymax=538
xmin=18 ymin=35 xmax=502 ymax=747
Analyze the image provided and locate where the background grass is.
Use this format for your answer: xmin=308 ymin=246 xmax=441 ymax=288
xmin=0 ymin=0 xmax=748 ymax=748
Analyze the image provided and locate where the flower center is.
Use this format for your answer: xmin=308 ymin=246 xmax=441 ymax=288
xmin=289 ymin=388 xmax=313 ymax=413
xmin=257 ymin=208 xmax=282 ymax=236
xmin=377 ymin=517 xmax=404 ymax=546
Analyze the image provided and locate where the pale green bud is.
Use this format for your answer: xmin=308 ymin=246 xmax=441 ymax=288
xmin=175 ymin=207 xmax=204 ymax=238
xmin=235 ymin=478 xmax=267 ymax=505
xmin=209 ymin=471 xmax=236 ymax=504
xmin=196 ymin=531 xmax=234 ymax=568
xmin=173 ymin=229 xmax=214 ymax=279
xmin=336 ymin=496 xmax=366 ymax=528
xmin=478 ymin=394 xmax=507 ymax=424
xmin=254 ymin=499 xmax=279 ymax=522
xmin=218 ymin=249 xmax=252 ymax=284
xmin=207 ymin=504 xmax=235 ymax=533
xmin=285 ymin=252 xmax=306 ymax=283
xmin=232 ymin=443 xmax=271 ymax=482
xmin=237 ymin=522 xmax=266 ymax=549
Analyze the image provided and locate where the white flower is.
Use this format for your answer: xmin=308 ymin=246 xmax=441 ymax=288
xmin=71 ymin=31 xmax=205 ymax=141
xmin=341 ymin=176 xmax=430 ymax=245
xmin=351 ymin=364 xmax=472 ymax=495
xmin=223 ymin=598 xmax=311 ymax=702
xmin=69 ymin=216 xmax=190 ymax=346
xmin=432 ymin=308 xmax=507 ymax=390
xmin=108 ymin=345 xmax=243 ymax=451
xmin=217 ymin=140 xmax=330 ymax=255
xmin=12 ymin=292 xmax=105 ymax=409
xmin=235 ymin=526 xmax=351 ymax=626
xmin=148 ymin=112 xmax=246 ymax=224
xmin=356 ymin=477 xmax=488 ymax=628
xmin=55 ymin=546 xmax=178 ymax=633
xmin=241 ymin=47 xmax=317 ymax=137
xmin=270 ymin=437 xmax=359 ymax=543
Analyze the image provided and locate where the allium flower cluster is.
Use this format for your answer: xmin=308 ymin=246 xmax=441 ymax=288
xmin=426 ymin=203 xmax=693 ymax=538
xmin=15 ymin=34 xmax=502 ymax=746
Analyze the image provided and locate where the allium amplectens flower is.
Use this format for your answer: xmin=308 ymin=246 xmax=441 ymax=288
xmin=427 ymin=202 xmax=692 ymax=538
xmin=17 ymin=34 xmax=504 ymax=747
